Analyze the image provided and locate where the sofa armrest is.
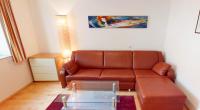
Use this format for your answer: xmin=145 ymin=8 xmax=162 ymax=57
xmin=166 ymin=68 xmax=176 ymax=82
xmin=59 ymin=68 xmax=67 ymax=88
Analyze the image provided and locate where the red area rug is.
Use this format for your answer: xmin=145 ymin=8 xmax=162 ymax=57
xmin=46 ymin=94 xmax=136 ymax=110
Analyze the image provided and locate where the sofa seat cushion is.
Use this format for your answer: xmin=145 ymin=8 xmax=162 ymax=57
xmin=100 ymin=69 xmax=135 ymax=82
xmin=134 ymin=70 xmax=159 ymax=78
xmin=119 ymin=82 xmax=135 ymax=90
xmin=66 ymin=69 xmax=102 ymax=81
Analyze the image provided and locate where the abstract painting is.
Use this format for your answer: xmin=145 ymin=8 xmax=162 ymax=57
xmin=88 ymin=16 xmax=148 ymax=28
xmin=195 ymin=11 xmax=200 ymax=34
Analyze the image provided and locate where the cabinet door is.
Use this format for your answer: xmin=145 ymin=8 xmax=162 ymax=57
xmin=29 ymin=58 xmax=58 ymax=81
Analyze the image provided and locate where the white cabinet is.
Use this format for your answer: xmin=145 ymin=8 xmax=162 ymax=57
xmin=29 ymin=54 xmax=63 ymax=81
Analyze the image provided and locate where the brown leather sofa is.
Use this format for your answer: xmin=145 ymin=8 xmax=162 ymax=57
xmin=59 ymin=50 xmax=175 ymax=90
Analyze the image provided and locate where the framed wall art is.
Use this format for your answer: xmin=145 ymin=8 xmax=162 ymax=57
xmin=195 ymin=11 xmax=200 ymax=34
xmin=88 ymin=16 xmax=148 ymax=28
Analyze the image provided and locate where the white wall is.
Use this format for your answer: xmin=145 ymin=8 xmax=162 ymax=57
xmin=164 ymin=0 xmax=200 ymax=110
xmin=0 ymin=0 xmax=39 ymax=102
xmin=28 ymin=0 xmax=62 ymax=53
xmin=0 ymin=58 xmax=32 ymax=102
xmin=28 ymin=0 xmax=170 ymax=52
xmin=68 ymin=0 xmax=170 ymax=51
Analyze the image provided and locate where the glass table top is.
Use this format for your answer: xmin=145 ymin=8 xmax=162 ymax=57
xmin=55 ymin=81 xmax=120 ymax=110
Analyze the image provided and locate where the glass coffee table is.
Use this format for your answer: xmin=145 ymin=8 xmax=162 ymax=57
xmin=55 ymin=81 xmax=119 ymax=110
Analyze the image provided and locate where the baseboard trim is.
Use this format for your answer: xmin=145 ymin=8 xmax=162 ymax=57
xmin=0 ymin=81 xmax=33 ymax=104
xmin=185 ymin=100 xmax=196 ymax=110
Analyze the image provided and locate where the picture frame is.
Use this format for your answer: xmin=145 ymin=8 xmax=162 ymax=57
xmin=195 ymin=11 xmax=200 ymax=34
xmin=88 ymin=16 xmax=148 ymax=28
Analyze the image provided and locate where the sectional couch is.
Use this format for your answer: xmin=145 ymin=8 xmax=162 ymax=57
xmin=59 ymin=50 xmax=175 ymax=90
xmin=59 ymin=50 xmax=187 ymax=110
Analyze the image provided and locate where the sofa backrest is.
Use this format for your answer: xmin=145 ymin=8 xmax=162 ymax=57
xmin=72 ymin=50 xmax=164 ymax=69
xmin=73 ymin=50 xmax=104 ymax=68
xmin=103 ymin=51 xmax=133 ymax=69
xmin=132 ymin=51 xmax=164 ymax=69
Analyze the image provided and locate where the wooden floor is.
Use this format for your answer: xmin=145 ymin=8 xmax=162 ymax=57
xmin=0 ymin=82 xmax=188 ymax=110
